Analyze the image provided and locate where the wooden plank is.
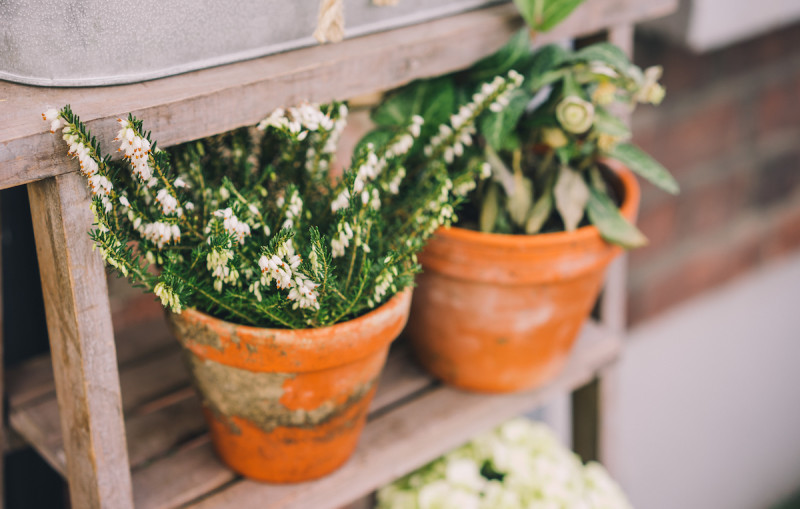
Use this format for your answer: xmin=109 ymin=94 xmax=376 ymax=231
xmin=185 ymin=323 xmax=619 ymax=509
xmin=369 ymin=342 xmax=431 ymax=413
xmin=6 ymin=316 xmax=175 ymax=409
xmin=0 ymin=0 xmax=678 ymax=190
xmin=7 ymin=333 xmax=435 ymax=504
xmin=27 ymin=172 xmax=134 ymax=509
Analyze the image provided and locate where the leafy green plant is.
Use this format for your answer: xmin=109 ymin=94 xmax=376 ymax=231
xmin=513 ymin=0 xmax=586 ymax=32
xmin=366 ymin=32 xmax=676 ymax=248
xmin=41 ymin=70 xmax=522 ymax=328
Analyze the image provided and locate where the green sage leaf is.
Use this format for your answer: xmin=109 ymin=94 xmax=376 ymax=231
xmin=587 ymin=186 xmax=648 ymax=248
xmin=606 ymin=142 xmax=679 ymax=194
xmin=525 ymin=189 xmax=553 ymax=234
xmin=593 ymin=106 xmax=631 ymax=137
xmin=479 ymin=88 xmax=531 ymax=151
xmin=553 ymin=166 xmax=589 ymax=231
xmin=372 ymin=76 xmax=455 ymax=128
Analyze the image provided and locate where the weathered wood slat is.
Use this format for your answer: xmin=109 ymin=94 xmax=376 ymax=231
xmin=6 ymin=315 xmax=174 ymax=409
xmin=187 ymin=323 xmax=619 ymax=509
xmin=27 ymin=172 xmax=134 ymax=509
xmin=0 ymin=0 xmax=677 ymax=190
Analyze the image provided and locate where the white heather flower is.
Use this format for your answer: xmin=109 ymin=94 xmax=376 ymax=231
xmin=331 ymin=188 xmax=350 ymax=212
xmin=119 ymin=196 xmax=130 ymax=208
xmin=42 ymin=108 xmax=59 ymax=122
xmin=213 ymin=208 xmax=251 ymax=244
xmin=386 ymin=167 xmax=406 ymax=194
xmin=288 ymin=277 xmax=320 ymax=310
xmin=141 ymin=221 xmax=181 ymax=248
xmin=174 ymin=177 xmax=187 ymax=188
xmin=153 ymin=282 xmax=182 ymax=313
xmin=185 ymin=201 xmax=195 ymax=211
xmin=156 ymin=188 xmax=179 ymax=215
xmin=331 ymin=222 xmax=354 ymax=258
xmin=479 ymin=162 xmax=492 ymax=179
xmin=207 ymin=246 xmax=238 ymax=292
xmin=50 ymin=118 xmax=64 ymax=133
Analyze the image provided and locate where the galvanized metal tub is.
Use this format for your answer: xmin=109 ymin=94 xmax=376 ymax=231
xmin=0 ymin=0 xmax=505 ymax=87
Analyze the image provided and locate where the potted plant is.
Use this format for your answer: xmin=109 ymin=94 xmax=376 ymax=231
xmin=376 ymin=417 xmax=633 ymax=508
xmin=365 ymin=33 xmax=677 ymax=392
xmin=41 ymin=70 xmax=522 ymax=482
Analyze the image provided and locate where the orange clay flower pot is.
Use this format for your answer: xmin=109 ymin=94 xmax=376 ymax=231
xmin=407 ymin=162 xmax=639 ymax=393
xmin=167 ymin=289 xmax=412 ymax=483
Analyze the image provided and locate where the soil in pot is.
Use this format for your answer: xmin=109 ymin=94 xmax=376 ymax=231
xmin=167 ymin=289 xmax=412 ymax=483
xmin=406 ymin=162 xmax=639 ymax=393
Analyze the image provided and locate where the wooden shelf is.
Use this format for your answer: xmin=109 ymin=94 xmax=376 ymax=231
xmin=7 ymin=313 xmax=620 ymax=509
xmin=0 ymin=0 xmax=677 ymax=190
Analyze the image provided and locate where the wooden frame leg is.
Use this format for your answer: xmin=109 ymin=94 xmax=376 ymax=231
xmin=28 ymin=172 xmax=133 ymax=509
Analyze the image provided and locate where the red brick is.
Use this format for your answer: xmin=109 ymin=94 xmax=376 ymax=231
xmin=681 ymin=170 xmax=752 ymax=237
xmin=753 ymin=149 xmax=800 ymax=208
xmin=629 ymin=195 xmax=680 ymax=268
xmin=756 ymin=73 xmax=800 ymax=136
xmin=762 ymin=205 xmax=800 ymax=260
xmin=627 ymin=224 xmax=764 ymax=325
xmin=632 ymin=98 xmax=742 ymax=178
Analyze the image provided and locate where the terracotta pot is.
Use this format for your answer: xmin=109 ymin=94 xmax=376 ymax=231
xmin=167 ymin=289 xmax=412 ymax=483
xmin=407 ymin=162 xmax=639 ymax=393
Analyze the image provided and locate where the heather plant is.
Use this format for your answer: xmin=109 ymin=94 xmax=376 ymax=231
xmin=41 ymin=70 xmax=522 ymax=328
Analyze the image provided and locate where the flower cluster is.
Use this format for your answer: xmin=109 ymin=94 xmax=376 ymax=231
xmin=376 ymin=418 xmax=633 ymax=509
xmin=43 ymin=67 xmax=522 ymax=328
xmin=424 ymin=70 xmax=524 ymax=164
xmin=115 ymin=118 xmax=154 ymax=183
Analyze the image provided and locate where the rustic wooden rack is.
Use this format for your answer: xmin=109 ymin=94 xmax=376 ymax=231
xmin=1 ymin=1 xmax=676 ymax=507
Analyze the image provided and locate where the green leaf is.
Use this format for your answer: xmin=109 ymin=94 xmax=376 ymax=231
xmin=480 ymin=182 xmax=501 ymax=232
xmin=353 ymin=128 xmax=394 ymax=156
xmin=515 ymin=0 xmax=586 ymax=32
xmin=587 ymin=186 xmax=647 ymax=248
xmin=478 ymin=88 xmax=531 ymax=151
xmin=570 ymin=42 xmax=632 ymax=75
xmin=606 ymin=143 xmax=679 ymax=194
xmin=372 ymin=76 xmax=455 ymax=128
xmin=525 ymin=189 xmax=553 ymax=234
xmin=593 ymin=106 xmax=631 ymax=137
xmin=467 ymin=29 xmax=531 ymax=83
xmin=526 ymin=44 xmax=568 ymax=91
xmin=537 ymin=0 xmax=586 ymax=32
xmin=507 ymin=174 xmax=534 ymax=226
xmin=553 ymin=166 xmax=589 ymax=231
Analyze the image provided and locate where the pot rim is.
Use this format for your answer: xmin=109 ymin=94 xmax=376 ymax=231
xmin=175 ymin=286 xmax=412 ymax=338
xmin=434 ymin=159 xmax=639 ymax=247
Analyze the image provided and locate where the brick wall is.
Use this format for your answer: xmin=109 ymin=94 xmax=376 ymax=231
xmin=627 ymin=21 xmax=800 ymax=325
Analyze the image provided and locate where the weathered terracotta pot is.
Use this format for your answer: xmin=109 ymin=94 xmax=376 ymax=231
xmin=168 ymin=289 xmax=412 ymax=483
xmin=407 ymin=162 xmax=639 ymax=393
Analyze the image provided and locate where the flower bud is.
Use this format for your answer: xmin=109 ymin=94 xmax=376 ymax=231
xmin=556 ymin=96 xmax=595 ymax=134
xmin=541 ymin=127 xmax=568 ymax=149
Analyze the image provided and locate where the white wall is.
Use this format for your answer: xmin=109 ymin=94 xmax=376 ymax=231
xmin=614 ymin=252 xmax=800 ymax=509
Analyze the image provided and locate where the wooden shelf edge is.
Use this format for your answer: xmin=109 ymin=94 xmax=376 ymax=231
xmin=0 ymin=0 xmax=677 ymax=190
